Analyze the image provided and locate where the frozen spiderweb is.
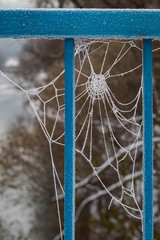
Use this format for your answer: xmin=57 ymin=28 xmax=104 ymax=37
xmin=0 ymin=39 xmax=146 ymax=239
xmin=74 ymin=39 xmax=143 ymax=222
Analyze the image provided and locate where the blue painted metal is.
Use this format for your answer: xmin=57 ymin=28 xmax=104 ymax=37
xmin=64 ymin=38 xmax=75 ymax=240
xmin=143 ymin=39 xmax=153 ymax=240
xmin=0 ymin=9 xmax=160 ymax=39
xmin=0 ymin=8 xmax=156 ymax=240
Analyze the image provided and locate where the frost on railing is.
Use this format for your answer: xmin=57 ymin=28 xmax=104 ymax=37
xmin=1 ymin=39 xmax=159 ymax=239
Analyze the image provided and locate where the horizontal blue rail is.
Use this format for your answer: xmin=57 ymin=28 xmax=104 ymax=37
xmin=0 ymin=9 xmax=160 ymax=38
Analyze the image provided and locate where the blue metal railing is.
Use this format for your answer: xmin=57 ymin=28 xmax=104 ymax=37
xmin=143 ymin=39 xmax=153 ymax=240
xmin=0 ymin=9 xmax=155 ymax=240
xmin=65 ymin=38 xmax=75 ymax=240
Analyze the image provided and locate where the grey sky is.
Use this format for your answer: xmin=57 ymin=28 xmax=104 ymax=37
xmin=0 ymin=0 xmax=34 ymax=8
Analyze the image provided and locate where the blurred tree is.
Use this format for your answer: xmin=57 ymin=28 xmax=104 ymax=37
xmin=35 ymin=0 xmax=160 ymax=9
xmin=0 ymin=122 xmax=65 ymax=240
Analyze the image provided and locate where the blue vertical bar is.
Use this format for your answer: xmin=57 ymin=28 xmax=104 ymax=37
xmin=64 ymin=38 xmax=75 ymax=240
xmin=143 ymin=39 xmax=153 ymax=240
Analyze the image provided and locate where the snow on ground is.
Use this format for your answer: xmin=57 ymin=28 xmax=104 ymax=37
xmin=0 ymin=172 xmax=36 ymax=239
xmin=0 ymin=71 xmax=37 ymax=238
xmin=4 ymin=57 xmax=19 ymax=68
xmin=0 ymin=71 xmax=34 ymax=134
xmin=0 ymin=84 xmax=28 ymax=133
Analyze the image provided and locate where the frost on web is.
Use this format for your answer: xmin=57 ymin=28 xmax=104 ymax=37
xmin=0 ymin=39 xmax=144 ymax=239
xmin=74 ymin=39 xmax=143 ymax=222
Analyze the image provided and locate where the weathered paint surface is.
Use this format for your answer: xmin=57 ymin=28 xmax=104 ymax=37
xmin=0 ymin=9 xmax=160 ymax=38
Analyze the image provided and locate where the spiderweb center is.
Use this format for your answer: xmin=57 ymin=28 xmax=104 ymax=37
xmin=86 ymin=73 xmax=107 ymax=99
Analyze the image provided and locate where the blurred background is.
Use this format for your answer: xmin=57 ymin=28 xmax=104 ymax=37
xmin=0 ymin=0 xmax=160 ymax=240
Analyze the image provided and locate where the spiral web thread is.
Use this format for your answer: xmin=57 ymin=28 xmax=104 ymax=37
xmin=1 ymin=39 xmax=159 ymax=239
